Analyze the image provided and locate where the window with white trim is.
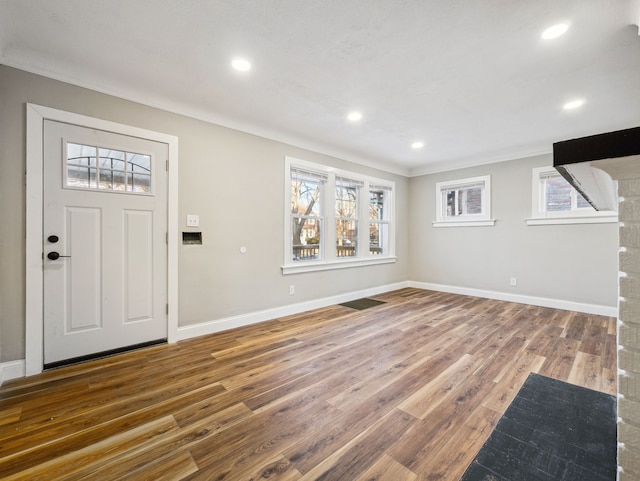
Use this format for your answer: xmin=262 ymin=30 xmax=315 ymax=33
xmin=369 ymin=184 xmax=391 ymax=256
xmin=433 ymin=175 xmax=494 ymax=227
xmin=66 ymin=142 xmax=152 ymax=194
xmin=284 ymin=157 xmax=396 ymax=274
xmin=290 ymin=167 xmax=326 ymax=261
xmin=527 ymin=167 xmax=617 ymax=225
xmin=335 ymin=176 xmax=362 ymax=258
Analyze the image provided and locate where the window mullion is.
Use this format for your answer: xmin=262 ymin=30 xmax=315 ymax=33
xmin=358 ymin=181 xmax=369 ymax=257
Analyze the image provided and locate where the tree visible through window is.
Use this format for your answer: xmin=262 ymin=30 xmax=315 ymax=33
xmin=284 ymin=157 xmax=396 ymax=272
xmin=335 ymin=177 xmax=361 ymax=257
xmin=369 ymin=185 xmax=390 ymax=255
xmin=290 ymin=168 xmax=326 ymax=261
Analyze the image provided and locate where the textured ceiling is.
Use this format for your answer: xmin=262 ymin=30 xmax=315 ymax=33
xmin=1 ymin=0 xmax=639 ymax=175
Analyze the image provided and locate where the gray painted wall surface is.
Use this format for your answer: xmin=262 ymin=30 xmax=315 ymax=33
xmin=408 ymin=155 xmax=618 ymax=307
xmin=0 ymin=66 xmax=409 ymax=362
xmin=0 ymin=65 xmax=619 ymax=364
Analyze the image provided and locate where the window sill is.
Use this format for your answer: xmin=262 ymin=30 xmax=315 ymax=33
xmin=526 ymin=215 xmax=618 ymax=226
xmin=432 ymin=219 xmax=496 ymax=228
xmin=282 ymin=256 xmax=397 ymax=275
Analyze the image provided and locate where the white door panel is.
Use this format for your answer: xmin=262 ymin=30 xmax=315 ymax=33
xmin=43 ymin=120 xmax=168 ymax=365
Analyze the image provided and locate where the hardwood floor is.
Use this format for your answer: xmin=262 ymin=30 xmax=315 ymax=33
xmin=0 ymin=288 xmax=617 ymax=480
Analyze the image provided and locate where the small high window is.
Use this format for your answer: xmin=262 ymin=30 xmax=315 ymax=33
xmin=527 ymin=167 xmax=617 ymax=225
xmin=433 ymin=175 xmax=494 ymax=227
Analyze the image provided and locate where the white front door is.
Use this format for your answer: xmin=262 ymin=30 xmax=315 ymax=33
xmin=43 ymin=120 xmax=168 ymax=365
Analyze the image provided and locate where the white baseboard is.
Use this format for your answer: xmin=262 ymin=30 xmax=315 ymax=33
xmin=176 ymin=281 xmax=411 ymax=341
xmin=408 ymin=281 xmax=618 ymax=317
xmin=0 ymin=359 xmax=26 ymax=386
xmin=4 ymin=281 xmax=614 ymax=383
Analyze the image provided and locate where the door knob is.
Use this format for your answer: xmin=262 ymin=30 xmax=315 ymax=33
xmin=47 ymin=252 xmax=71 ymax=260
xmin=48 ymin=235 xmax=59 ymax=243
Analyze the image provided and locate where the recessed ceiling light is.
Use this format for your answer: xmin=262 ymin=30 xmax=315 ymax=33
xmin=347 ymin=111 xmax=362 ymax=122
xmin=563 ymin=98 xmax=585 ymax=110
xmin=411 ymin=141 xmax=424 ymax=149
xmin=541 ymin=23 xmax=569 ymax=40
xmin=231 ymin=58 xmax=251 ymax=72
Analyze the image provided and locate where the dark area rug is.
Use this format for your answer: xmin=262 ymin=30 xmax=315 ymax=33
xmin=461 ymin=373 xmax=616 ymax=481
xmin=338 ymin=298 xmax=386 ymax=310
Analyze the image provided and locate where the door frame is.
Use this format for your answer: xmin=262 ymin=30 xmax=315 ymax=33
xmin=25 ymin=103 xmax=179 ymax=375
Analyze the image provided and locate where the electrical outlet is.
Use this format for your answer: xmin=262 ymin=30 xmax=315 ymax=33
xmin=289 ymin=285 xmax=295 ymax=295
xmin=186 ymin=215 xmax=199 ymax=227
xmin=510 ymin=277 xmax=517 ymax=286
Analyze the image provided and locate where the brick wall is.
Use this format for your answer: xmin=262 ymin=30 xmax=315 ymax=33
xmin=618 ymin=176 xmax=640 ymax=480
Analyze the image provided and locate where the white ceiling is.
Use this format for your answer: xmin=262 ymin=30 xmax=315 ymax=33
xmin=1 ymin=0 xmax=639 ymax=176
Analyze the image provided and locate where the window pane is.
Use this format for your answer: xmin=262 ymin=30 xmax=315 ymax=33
xmin=369 ymin=189 xmax=387 ymax=220
xmin=98 ymin=169 xmax=113 ymax=190
xmin=113 ymin=170 xmax=127 ymax=191
xmin=66 ymin=142 xmax=151 ymax=195
xmin=444 ymin=186 xmax=483 ymax=217
xmin=576 ymin=192 xmax=591 ymax=209
xmin=129 ymin=153 xmax=151 ymax=173
xmin=336 ymin=185 xmax=358 ymax=219
xmin=369 ymin=222 xmax=387 ymax=255
xmin=67 ymin=165 xmax=97 ymax=188
xmin=67 ymin=143 xmax=96 ymax=166
xmin=99 ymin=148 xmax=126 ymax=170
xmin=129 ymin=173 xmax=151 ymax=193
xmin=291 ymin=217 xmax=321 ymax=262
xmin=544 ymin=177 xmax=572 ymax=212
xmin=291 ymin=179 xmax=322 ymax=216
xmin=336 ymin=220 xmax=357 ymax=257
xmin=464 ymin=188 xmax=482 ymax=214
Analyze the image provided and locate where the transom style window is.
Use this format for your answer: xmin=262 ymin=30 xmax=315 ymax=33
xmin=527 ymin=167 xmax=617 ymax=225
xmin=284 ymin=157 xmax=396 ymax=274
xmin=433 ymin=175 xmax=494 ymax=227
xmin=65 ymin=142 xmax=152 ymax=194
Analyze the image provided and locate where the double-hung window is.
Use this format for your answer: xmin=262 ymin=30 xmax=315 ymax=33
xmin=433 ymin=175 xmax=494 ymax=227
xmin=527 ymin=167 xmax=617 ymax=225
xmin=369 ymin=184 xmax=391 ymax=255
xmin=290 ymin=167 xmax=326 ymax=261
xmin=284 ymin=157 xmax=396 ymax=274
xmin=335 ymin=176 xmax=362 ymax=258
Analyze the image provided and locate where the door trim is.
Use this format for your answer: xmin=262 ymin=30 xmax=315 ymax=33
xmin=26 ymin=103 xmax=179 ymax=375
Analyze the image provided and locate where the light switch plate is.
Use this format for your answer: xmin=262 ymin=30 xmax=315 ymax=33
xmin=186 ymin=215 xmax=199 ymax=227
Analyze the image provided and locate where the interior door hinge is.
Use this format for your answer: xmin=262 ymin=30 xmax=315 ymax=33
xmin=166 ymin=232 xmax=168 ymax=244
xmin=166 ymin=159 xmax=169 ymax=171
xmin=166 ymin=303 xmax=169 ymax=315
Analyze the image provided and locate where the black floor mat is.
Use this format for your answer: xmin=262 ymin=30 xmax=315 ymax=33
xmin=338 ymin=298 xmax=386 ymax=310
xmin=461 ymin=373 xmax=616 ymax=481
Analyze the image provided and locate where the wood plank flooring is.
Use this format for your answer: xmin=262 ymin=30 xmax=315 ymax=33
xmin=0 ymin=288 xmax=617 ymax=480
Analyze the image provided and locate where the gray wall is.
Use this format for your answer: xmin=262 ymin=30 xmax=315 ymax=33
xmin=409 ymin=155 xmax=619 ymax=308
xmin=0 ymin=65 xmax=409 ymax=362
xmin=0 ymin=65 xmax=620 ymax=365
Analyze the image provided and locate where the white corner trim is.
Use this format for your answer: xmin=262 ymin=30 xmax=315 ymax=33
xmin=177 ymin=281 xmax=410 ymax=341
xmin=1 ymin=360 xmax=26 ymax=386
xmin=408 ymin=281 xmax=617 ymax=317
